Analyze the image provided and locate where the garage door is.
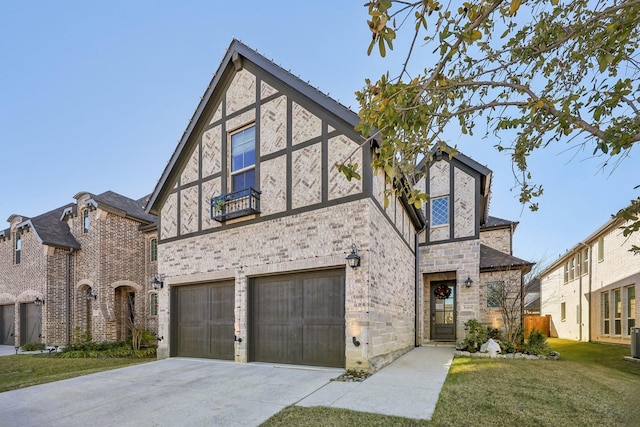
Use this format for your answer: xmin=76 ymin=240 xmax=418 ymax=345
xmin=250 ymin=269 xmax=345 ymax=368
xmin=1 ymin=304 xmax=15 ymax=345
xmin=20 ymin=303 xmax=42 ymax=346
xmin=171 ymin=281 xmax=235 ymax=359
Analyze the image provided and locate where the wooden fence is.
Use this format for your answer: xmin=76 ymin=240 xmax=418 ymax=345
xmin=524 ymin=314 xmax=551 ymax=338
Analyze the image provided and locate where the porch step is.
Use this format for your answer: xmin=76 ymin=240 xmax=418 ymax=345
xmin=423 ymin=341 xmax=457 ymax=348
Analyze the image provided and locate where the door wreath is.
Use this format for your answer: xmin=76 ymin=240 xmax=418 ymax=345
xmin=434 ymin=285 xmax=452 ymax=299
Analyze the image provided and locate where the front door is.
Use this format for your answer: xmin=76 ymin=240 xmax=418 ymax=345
xmin=430 ymin=281 xmax=456 ymax=341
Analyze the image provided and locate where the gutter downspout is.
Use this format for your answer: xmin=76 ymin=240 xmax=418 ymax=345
xmin=66 ymin=248 xmax=74 ymax=345
xmin=415 ymin=225 xmax=427 ymax=347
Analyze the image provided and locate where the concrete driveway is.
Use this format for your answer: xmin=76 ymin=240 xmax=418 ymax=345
xmin=0 ymin=356 xmax=341 ymax=427
xmin=0 ymin=345 xmax=453 ymax=425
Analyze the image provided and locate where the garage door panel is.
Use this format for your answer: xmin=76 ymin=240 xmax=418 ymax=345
xmin=302 ymin=324 xmax=344 ymax=366
xmin=303 ymin=276 xmax=344 ymax=320
xmin=254 ymin=280 xmax=302 ymax=322
xmin=254 ymin=324 xmax=302 ymax=364
xmin=178 ymin=325 xmax=207 ymax=355
xmin=251 ymin=270 xmax=345 ymax=368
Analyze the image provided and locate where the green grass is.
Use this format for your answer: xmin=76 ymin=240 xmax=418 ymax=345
xmin=0 ymin=353 xmax=151 ymax=393
xmin=262 ymin=339 xmax=640 ymax=427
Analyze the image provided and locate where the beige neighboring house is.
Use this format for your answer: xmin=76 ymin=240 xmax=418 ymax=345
xmin=0 ymin=191 xmax=158 ymax=347
xmin=145 ymin=39 xmax=532 ymax=372
xmin=538 ymin=207 xmax=639 ymax=344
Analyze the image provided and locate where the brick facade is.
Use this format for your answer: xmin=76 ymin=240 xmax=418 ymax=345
xmin=0 ymin=192 xmax=158 ymax=347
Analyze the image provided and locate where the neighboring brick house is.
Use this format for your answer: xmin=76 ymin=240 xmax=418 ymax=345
xmin=0 ymin=191 xmax=158 ymax=347
xmin=416 ymin=147 xmax=533 ymax=342
xmin=146 ymin=39 xmax=532 ymax=371
xmin=538 ymin=209 xmax=639 ymax=344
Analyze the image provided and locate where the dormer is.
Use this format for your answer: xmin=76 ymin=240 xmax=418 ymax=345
xmin=417 ymin=145 xmax=492 ymax=244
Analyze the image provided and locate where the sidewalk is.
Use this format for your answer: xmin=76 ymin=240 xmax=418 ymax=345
xmin=299 ymin=346 xmax=454 ymax=420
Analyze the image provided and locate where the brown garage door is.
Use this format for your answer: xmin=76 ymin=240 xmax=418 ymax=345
xmin=20 ymin=303 xmax=42 ymax=346
xmin=171 ymin=281 xmax=235 ymax=359
xmin=250 ymin=269 xmax=345 ymax=368
xmin=1 ymin=304 xmax=15 ymax=345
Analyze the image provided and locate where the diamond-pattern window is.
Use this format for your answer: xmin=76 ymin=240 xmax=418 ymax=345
xmin=431 ymin=196 xmax=449 ymax=226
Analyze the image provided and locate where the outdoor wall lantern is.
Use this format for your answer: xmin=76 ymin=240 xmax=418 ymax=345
xmin=150 ymin=276 xmax=164 ymax=290
xmin=86 ymin=290 xmax=98 ymax=300
xmin=464 ymin=276 xmax=474 ymax=288
xmin=346 ymin=244 xmax=361 ymax=269
xmin=34 ymin=296 xmax=45 ymax=306
xmin=352 ymin=336 xmax=361 ymax=347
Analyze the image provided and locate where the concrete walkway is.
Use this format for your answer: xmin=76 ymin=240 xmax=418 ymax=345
xmin=0 ymin=345 xmax=454 ymax=426
xmin=298 ymin=346 xmax=453 ymax=420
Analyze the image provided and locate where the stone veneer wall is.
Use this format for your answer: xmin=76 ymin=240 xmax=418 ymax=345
xmin=156 ymin=199 xmax=415 ymax=371
xmin=419 ymin=239 xmax=480 ymax=341
xmin=478 ymin=269 xmax=523 ymax=330
xmin=480 ymin=228 xmax=512 ymax=254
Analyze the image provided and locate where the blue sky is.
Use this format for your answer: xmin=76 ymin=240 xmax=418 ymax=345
xmin=1 ymin=1 xmax=637 ymax=266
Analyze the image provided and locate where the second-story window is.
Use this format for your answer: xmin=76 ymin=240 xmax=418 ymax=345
xmin=431 ymin=196 xmax=449 ymax=226
xmin=14 ymin=230 xmax=21 ymax=265
xmin=598 ymin=237 xmax=604 ymax=262
xmin=150 ymin=238 xmax=157 ymax=262
xmin=82 ymin=209 xmax=90 ymax=233
xmin=230 ymin=125 xmax=256 ymax=192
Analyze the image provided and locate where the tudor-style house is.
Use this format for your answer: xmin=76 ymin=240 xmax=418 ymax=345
xmin=0 ymin=191 xmax=158 ymax=347
xmin=146 ymin=39 xmax=533 ymax=372
xmin=538 ymin=207 xmax=639 ymax=344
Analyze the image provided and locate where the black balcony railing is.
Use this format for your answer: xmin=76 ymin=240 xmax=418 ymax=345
xmin=211 ymin=187 xmax=261 ymax=222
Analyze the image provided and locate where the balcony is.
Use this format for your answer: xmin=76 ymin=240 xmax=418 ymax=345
xmin=211 ymin=187 xmax=261 ymax=222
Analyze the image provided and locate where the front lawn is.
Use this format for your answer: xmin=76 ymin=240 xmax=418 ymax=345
xmin=262 ymin=339 xmax=640 ymax=426
xmin=0 ymin=354 xmax=151 ymax=393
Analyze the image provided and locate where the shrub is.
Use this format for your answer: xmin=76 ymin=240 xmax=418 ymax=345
xmin=460 ymin=319 xmax=489 ymax=352
xmin=522 ymin=329 xmax=549 ymax=356
xmin=22 ymin=343 xmax=46 ymax=351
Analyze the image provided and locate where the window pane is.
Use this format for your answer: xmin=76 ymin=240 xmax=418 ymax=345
xmin=487 ymin=283 xmax=503 ymax=308
xmin=232 ymin=169 xmax=255 ymax=192
xmin=431 ymin=197 xmax=449 ymax=226
xmin=231 ymin=127 xmax=255 ymax=172
xmin=615 ymin=289 xmax=621 ymax=318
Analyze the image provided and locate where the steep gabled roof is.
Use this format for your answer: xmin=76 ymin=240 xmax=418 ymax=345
xmin=17 ymin=204 xmax=81 ymax=249
xmin=146 ymin=39 xmax=362 ymax=216
xmin=480 ymin=244 xmax=533 ymax=273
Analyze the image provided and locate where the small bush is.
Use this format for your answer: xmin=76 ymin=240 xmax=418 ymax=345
xmin=460 ymin=319 xmax=489 ymax=352
xmin=21 ymin=343 xmax=46 ymax=351
xmin=522 ymin=329 xmax=549 ymax=356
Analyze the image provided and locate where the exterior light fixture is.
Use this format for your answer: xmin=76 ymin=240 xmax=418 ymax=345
xmin=151 ymin=276 xmax=164 ymax=290
xmin=352 ymin=336 xmax=361 ymax=347
xmin=34 ymin=296 xmax=45 ymax=306
xmin=86 ymin=290 xmax=98 ymax=300
xmin=464 ymin=276 xmax=474 ymax=288
xmin=346 ymin=244 xmax=361 ymax=269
